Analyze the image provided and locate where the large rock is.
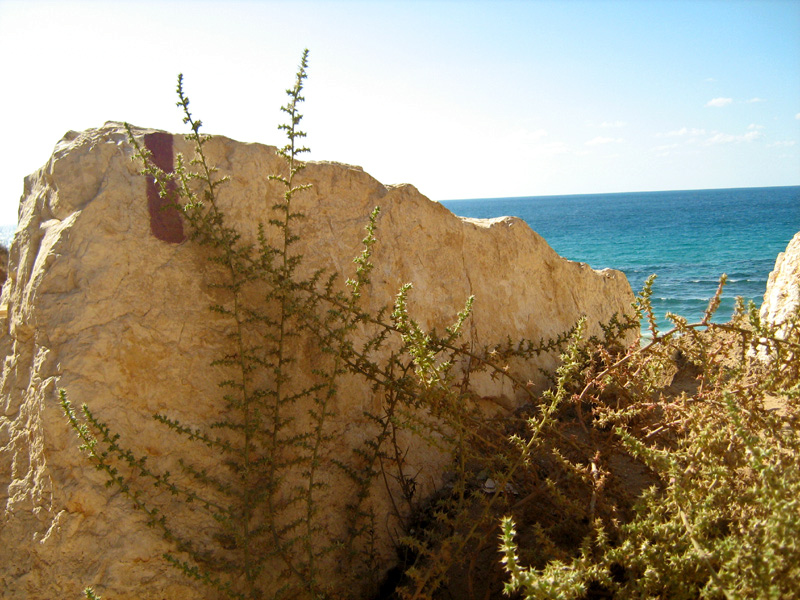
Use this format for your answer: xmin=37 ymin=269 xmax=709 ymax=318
xmin=761 ymin=231 xmax=800 ymax=333
xmin=0 ymin=123 xmax=635 ymax=599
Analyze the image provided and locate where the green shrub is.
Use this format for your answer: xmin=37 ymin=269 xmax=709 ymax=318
xmin=501 ymin=280 xmax=800 ymax=600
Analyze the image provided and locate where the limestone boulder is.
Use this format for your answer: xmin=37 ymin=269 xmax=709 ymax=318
xmin=0 ymin=123 xmax=635 ymax=599
xmin=761 ymin=231 xmax=800 ymax=332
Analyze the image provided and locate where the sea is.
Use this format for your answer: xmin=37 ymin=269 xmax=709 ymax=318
xmin=441 ymin=186 xmax=800 ymax=333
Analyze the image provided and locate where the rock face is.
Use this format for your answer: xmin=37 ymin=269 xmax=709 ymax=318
xmin=0 ymin=123 xmax=635 ymax=599
xmin=761 ymin=231 xmax=800 ymax=334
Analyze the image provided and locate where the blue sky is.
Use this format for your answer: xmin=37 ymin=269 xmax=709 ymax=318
xmin=0 ymin=0 xmax=798 ymax=225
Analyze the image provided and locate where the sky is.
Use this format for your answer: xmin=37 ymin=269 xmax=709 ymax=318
xmin=0 ymin=0 xmax=798 ymax=225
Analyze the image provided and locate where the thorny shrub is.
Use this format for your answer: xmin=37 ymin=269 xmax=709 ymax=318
xmin=500 ymin=279 xmax=800 ymax=600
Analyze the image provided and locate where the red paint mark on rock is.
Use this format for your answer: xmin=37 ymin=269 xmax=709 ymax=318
xmin=144 ymin=132 xmax=185 ymax=243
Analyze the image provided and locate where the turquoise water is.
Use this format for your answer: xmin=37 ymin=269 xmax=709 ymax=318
xmin=442 ymin=186 xmax=800 ymax=331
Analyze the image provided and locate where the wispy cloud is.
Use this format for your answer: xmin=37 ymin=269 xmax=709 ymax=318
xmin=746 ymin=97 xmax=766 ymax=103
xmin=705 ymin=133 xmax=742 ymax=145
xmin=660 ymin=127 xmax=707 ymax=138
xmin=599 ymin=120 xmax=626 ymax=128
xmin=585 ymin=136 xmax=623 ymax=146
xmin=705 ymin=77 xmax=717 ymax=83
xmin=706 ymin=97 xmax=733 ymax=108
xmin=704 ymin=127 xmax=762 ymax=145
xmin=656 ymin=125 xmax=765 ymax=148
xmin=769 ymin=140 xmax=796 ymax=147
xmin=796 ymin=113 xmax=800 ymax=120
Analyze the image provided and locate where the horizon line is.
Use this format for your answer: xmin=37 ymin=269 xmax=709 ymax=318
xmin=437 ymin=183 xmax=800 ymax=203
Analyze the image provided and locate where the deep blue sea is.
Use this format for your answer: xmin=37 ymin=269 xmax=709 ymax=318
xmin=442 ymin=186 xmax=800 ymax=332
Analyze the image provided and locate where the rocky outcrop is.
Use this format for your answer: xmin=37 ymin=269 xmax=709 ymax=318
xmin=0 ymin=123 xmax=635 ymax=599
xmin=761 ymin=231 xmax=800 ymax=333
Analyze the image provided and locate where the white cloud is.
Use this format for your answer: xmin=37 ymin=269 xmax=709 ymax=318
xmin=704 ymin=128 xmax=763 ymax=145
xmin=796 ymin=113 xmax=800 ymax=120
xmin=706 ymin=97 xmax=733 ymax=108
xmin=659 ymin=127 xmax=706 ymax=138
xmin=743 ymin=129 xmax=762 ymax=141
xmin=746 ymin=97 xmax=766 ymax=103
xmin=705 ymin=78 xmax=717 ymax=83
xmin=704 ymin=133 xmax=737 ymax=145
xmin=585 ymin=136 xmax=623 ymax=146
xmin=747 ymin=123 xmax=764 ymax=131
xmin=599 ymin=120 xmax=626 ymax=128
xmin=769 ymin=141 xmax=796 ymax=147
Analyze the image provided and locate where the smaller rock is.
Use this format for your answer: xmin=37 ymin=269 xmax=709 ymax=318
xmin=760 ymin=232 xmax=800 ymax=335
xmin=480 ymin=477 xmax=518 ymax=495
xmin=756 ymin=231 xmax=800 ymax=367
